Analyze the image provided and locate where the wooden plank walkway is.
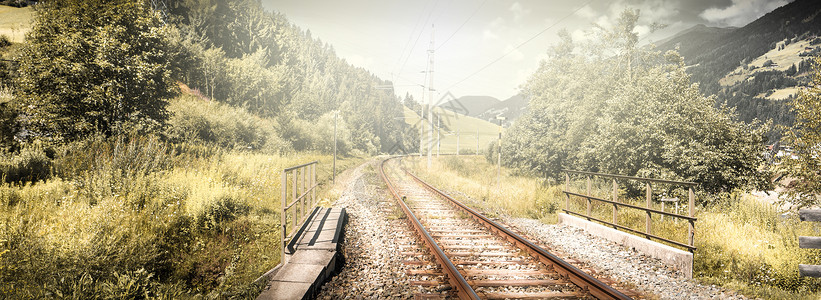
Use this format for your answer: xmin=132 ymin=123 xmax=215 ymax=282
xmin=257 ymin=207 xmax=347 ymax=300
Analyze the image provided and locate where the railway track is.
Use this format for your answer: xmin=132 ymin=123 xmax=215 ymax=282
xmin=378 ymin=157 xmax=633 ymax=300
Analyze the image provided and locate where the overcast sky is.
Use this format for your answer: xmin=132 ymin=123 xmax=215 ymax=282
xmin=262 ymin=0 xmax=793 ymax=102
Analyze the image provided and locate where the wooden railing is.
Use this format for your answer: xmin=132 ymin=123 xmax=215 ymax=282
xmin=799 ymin=209 xmax=821 ymax=277
xmin=280 ymin=161 xmax=319 ymax=261
xmin=562 ymin=170 xmax=697 ymax=252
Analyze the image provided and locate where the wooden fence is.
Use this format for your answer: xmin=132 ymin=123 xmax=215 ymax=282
xmin=799 ymin=209 xmax=821 ymax=277
xmin=563 ymin=170 xmax=697 ymax=252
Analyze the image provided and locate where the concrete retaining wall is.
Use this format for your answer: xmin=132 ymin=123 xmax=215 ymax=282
xmin=558 ymin=213 xmax=693 ymax=278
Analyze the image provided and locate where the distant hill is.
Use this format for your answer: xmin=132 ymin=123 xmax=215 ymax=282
xmin=439 ymin=94 xmax=528 ymax=127
xmin=477 ymin=94 xmax=527 ymax=126
xmin=656 ymin=0 xmax=821 ymax=140
xmin=440 ymin=95 xmax=500 ymax=117
xmin=658 ymin=0 xmax=821 ymax=94
xmin=655 ymin=24 xmax=736 ymax=59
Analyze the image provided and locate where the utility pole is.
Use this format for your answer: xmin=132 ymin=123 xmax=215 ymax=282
xmin=456 ymin=129 xmax=460 ymax=155
xmin=436 ymin=115 xmax=440 ymax=157
xmin=419 ymin=102 xmax=424 ymax=158
xmin=426 ymin=25 xmax=435 ymax=169
xmin=476 ymin=128 xmax=480 ymax=155
xmin=496 ymin=116 xmax=506 ymax=188
xmin=333 ymin=111 xmax=337 ymax=183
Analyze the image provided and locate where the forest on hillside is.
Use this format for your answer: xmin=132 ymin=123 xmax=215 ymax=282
xmin=656 ymin=0 xmax=821 ymax=140
xmin=0 ymin=0 xmax=414 ymax=297
xmin=0 ymin=0 xmax=415 ymax=156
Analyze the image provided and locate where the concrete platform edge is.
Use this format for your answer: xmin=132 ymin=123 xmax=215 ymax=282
xmin=557 ymin=212 xmax=693 ymax=279
xmin=256 ymin=208 xmax=347 ymax=300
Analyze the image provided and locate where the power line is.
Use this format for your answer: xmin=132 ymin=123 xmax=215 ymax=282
xmin=436 ymin=0 xmax=487 ymax=51
xmin=442 ymin=0 xmax=597 ymax=92
xmin=393 ymin=0 xmax=441 ymax=82
xmin=391 ymin=0 xmax=433 ymax=78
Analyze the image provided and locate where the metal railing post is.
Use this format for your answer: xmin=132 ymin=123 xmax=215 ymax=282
xmin=612 ymin=179 xmax=618 ymax=225
xmin=301 ymin=166 xmax=307 ymax=221
xmin=586 ymin=175 xmax=592 ymax=217
xmin=292 ymin=169 xmax=298 ymax=228
xmin=565 ymin=173 xmax=570 ymax=211
xmin=311 ymin=163 xmax=316 ymax=207
xmin=645 ymin=182 xmax=652 ymax=238
xmin=281 ymin=171 xmax=287 ymax=263
xmin=688 ymin=187 xmax=695 ymax=248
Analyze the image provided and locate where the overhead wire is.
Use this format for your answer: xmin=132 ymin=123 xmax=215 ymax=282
xmin=441 ymin=0 xmax=598 ymax=92
xmin=436 ymin=0 xmax=487 ymax=51
xmin=391 ymin=0 xmax=436 ymax=81
xmin=393 ymin=0 xmax=441 ymax=83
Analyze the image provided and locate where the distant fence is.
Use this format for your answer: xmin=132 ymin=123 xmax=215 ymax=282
xmin=280 ymin=161 xmax=319 ymax=261
xmin=562 ymin=170 xmax=697 ymax=252
xmin=799 ymin=209 xmax=821 ymax=277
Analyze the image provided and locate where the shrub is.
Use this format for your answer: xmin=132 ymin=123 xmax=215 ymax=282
xmin=0 ymin=35 xmax=10 ymax=48
xmin=197 ymin=195 xmax=250 ymax=230
xmin=278 ymin=112 xmax=352 ymax=154
xmin=166 ymin=94 xmax=288 ymax=152
xmin=0 ymin=146 xmax=52 ymax=183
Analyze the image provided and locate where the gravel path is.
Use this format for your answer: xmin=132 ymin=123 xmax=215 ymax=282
xmin=316 ymin=160 xmax=416 ymax=299
xmin=503 ymin=217 xmax=748 ymax=300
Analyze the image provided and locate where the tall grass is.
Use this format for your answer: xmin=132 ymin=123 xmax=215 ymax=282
xmin=408 ymin=155 xmax=821 ymax=299
xmin=0 ymin=128 xmax=362 ymax=297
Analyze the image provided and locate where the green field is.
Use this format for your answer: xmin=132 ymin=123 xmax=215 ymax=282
xmin=403 ymin=106 xmax=503 ymax=155
xmin=0 ymin=5 xmax=33 ymax=43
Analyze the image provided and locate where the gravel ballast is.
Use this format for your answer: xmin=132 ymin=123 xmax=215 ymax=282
xmin=316 ymin=160 xmax=416 ymax=299
xmin=504 ymin=217 xmax=747 ymax=300
xmin=314 ymin=159 xmax=747 ymax=299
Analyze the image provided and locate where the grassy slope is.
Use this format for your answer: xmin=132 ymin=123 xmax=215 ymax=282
xmin=403 ymin=106 xmax=502 ymax=154
xmin=0 ymin=93 xmax=365 ymax=297
xmin=0 ymin=5 xmax=33 ymax=43
xmin=406 ymin=155 xmax=821 ymax=300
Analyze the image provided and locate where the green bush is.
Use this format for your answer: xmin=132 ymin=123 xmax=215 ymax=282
xmin=197 ymin=195 xmax=250 ymax=230
xmin=0 ymin=35 xmax=10 ymax=48
xmin=0 ymin=146 xmax=52 ymax=183
xmin=278 ymin=112 xmax=352 ymax=154
xmin=166 ymin=94 xmax=288 ymax=152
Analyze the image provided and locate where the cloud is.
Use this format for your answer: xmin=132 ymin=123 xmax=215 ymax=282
xmin=483 ymin=29 xmax=499 ymax=40
xmin=483 ymin=17 xmax=505 ymax=41
xmin=509 ymin=2 xmax=531 ymax=22
xmin=700 ymin=0 xmax=789 ymax=27
xmin=575 ymin=4 xmax=597 ymax=20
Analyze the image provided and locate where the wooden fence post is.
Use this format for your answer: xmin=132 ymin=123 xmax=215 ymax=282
xmin=799 ymin=209 xmax=821 ymax=277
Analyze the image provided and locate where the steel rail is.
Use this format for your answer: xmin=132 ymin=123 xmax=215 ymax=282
xmin=379 ymin=158 xmax=480 ymax=300
xmin=404 ymin=168 xmax=633 ymax=300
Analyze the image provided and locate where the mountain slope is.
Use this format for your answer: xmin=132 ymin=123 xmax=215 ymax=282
xmin=656 ymin=0 xmax=821 ymax=140
xmin=658 ymin=0 xmax=821 ymax=94
xmin=655 ymin=24 xmax=736 ymax=58
xmin=477 ymin=94 xmax=527 ymax=126
xmin=440 ymin=95 xmax=500 ymax=117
